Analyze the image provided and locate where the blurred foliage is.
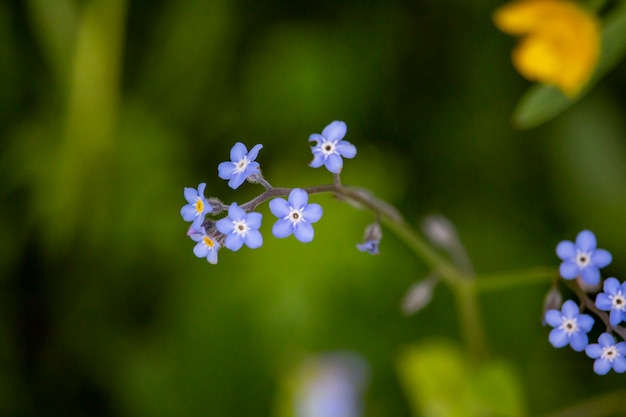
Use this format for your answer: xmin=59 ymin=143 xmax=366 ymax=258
xmin=0 ymin=0 xmax=625 ymax=416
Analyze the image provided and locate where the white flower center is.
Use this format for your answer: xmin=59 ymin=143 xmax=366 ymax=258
xmin=559 ymin=317 xmax=578 ymax=335
xmin=576 ymin=250 xmax=591 ymax=268
xmin=287 ymin=207 xmax=304 ymax=225
xmin=601 ymin=345 xmax=619 ymax=361
xmin=610 ymin=292 xmax=626 ymax=311
xmin=234 ymin=157 xmax=250 ymax=174
xmin=320 ymin=140 xmax=337 ymax=157
xmin=232 ymin=220 xmax=250 ymax=237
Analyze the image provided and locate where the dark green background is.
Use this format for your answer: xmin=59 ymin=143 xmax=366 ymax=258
xmin=1 ymin=0 xmax=625 ymax=415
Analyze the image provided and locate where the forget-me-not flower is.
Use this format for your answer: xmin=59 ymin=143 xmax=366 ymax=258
xmin=585 ymin=333 xmax=626 ymax=375
xmin=545 ymin=300 xmax=594 ymax=352
xmin=356 ymin=223 xmax=382 ymax=255
xmin=190 ymin=227 xmax=221 ymax=264
xmin=309 ymin=121 xmax=356 ymax=174
xmin=556 ymin=230 xmax=612 ymax=285
xmin=270 ymin=188 xmax=322 ymax=243
xmin=595 ymin=277 xmax=626 ymax=327
xmin=215 ymin=203 xmax=263 ymax=251
xmin=218 ymin=142 xmax=263 ymax=189
xmin=181 ymin=183 xmax=211 ymax=229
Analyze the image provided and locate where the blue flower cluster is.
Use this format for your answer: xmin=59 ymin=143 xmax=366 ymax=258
xmin=180 ymin=121 xmax=377 ymax=264
xmin=546 ymin=230 xmax=626 ymax=375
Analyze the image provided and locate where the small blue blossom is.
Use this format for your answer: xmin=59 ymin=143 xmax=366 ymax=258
xmin=309 ymin=121 xmax=356 ymax=174
xmin=215 ymin=203 xmax=263 ymax=251
xmin=181 ymin=183 xmax=211 ymax=229
xmin=189 ymin=227 xmax=220 ymax=264
xmin=585 ymin=333 xmax=626 ymax=375
xmin=556 ymin=230 xmax=612 ymax=285
xmin=356 ymin=223 xmax=382 ymax=255
xmin=218 ymin=142 xmax=263 ymax=189
xmin=545 ymin=300 xmax=594 ymax=352
xmin=595 ymin=277 xmax=626 ymax=326
xmin=270 ymin=188 xmax=322 ymax=243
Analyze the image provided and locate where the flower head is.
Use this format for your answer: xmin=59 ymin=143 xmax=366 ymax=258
xmin=595 ymin=277 xmax=626 ymax=327
xmin=556 ymin=230 xmax=611 ymax=285
xmin=545 ymin=300 xmax=594 ymax=352
xmin=181 ymin=183 xmax=211 ymax=229
xmin=493 ymin=0 xmax=600 ymax=97
xmin=190 ymin=227 xmax=221 ymax=264
xmin=218 ymin=142 xmax=263 ymax=189
xmin=356 ymin=223 xmax=382 ymax=255
xmin=270 ymin=188 xmax=323 ymax=243
xmin=309 ymin=121 xmax=356 ymax=174
xmin=215 ymin=203 xmax=263 ymax=251
xmin=585 ymin=333 xmax=626 ymax=375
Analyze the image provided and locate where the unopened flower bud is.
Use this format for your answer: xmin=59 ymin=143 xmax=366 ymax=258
xmin=401 ymin=276 xmax=438 ymax=315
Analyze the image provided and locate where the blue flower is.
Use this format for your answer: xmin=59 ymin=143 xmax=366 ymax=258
xmin=545 ymin=300 xmax=594 ymax=352
xmin=215 ymin=203 xmax=263 ymax=251
xmin=218 ymin=142 xmax=263 ymax=189
xmin=181 ymin=183 xmax=211 ymax=229
xmin=309 ymin=121 xmax=356 ymax=174
xmin=556 ymin=230 xmax=612 ymax=285
xmin=585 ymin=333 xmax=626 ymax=375
xmin=595 ymin=277 xmax=626 ymax=326
xmin=189 ymin=227 xmax=221 ymax=264
xmin=270 ymin=188 xmax=323 ymax=243
xmin=356 ymin=223 xmax=382 ymax=255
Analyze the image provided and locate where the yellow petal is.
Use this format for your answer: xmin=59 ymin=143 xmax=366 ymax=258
xmin=494 ymin=0 xmax=600 ymax=97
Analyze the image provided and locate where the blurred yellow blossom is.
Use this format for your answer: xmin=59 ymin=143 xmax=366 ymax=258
xmin=494 ymin=0 xmax=600 ymax=97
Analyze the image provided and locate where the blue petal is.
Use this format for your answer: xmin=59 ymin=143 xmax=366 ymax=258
xmin=561 ymin=300 xmax=579 ymax=318
xmin=321 ymin=121 xmax=347 ymax=141
xmin=612 ymin=357 xmax=626 ymax=373
xmin=577 ymin=314 xmax=594 ymax=332
xmin=191 ymin=215 xmax=205 ymax=230
xmin=309 ymin=152 xmax=326 ymax=168
xmin=302 ymin=203 xmax=323 ymax=223
xmin=216 ymin=217 xmax=234 ymax=234
xmin=230 ymin=142 xmax=247 ymax=161
xmin=243 ymin=162 xmax=260 ymax=178
xmin=581 ymin=267 xmax=600 ymax=285
xmin=610 ymin=310 xmax=623 ymax=327
xmin=289 ymin=188 xmax=309 ymax=209
xmin=269 ymin=198 xmax=290 ymax=218
xmin=228 ymin=172 xmax=246 ymax=189
xmin=184 ymin=187 xmax=198 ymax=203
xmin=598 ymin=332 xmax=615 ymax=347
xmin=559 ymin=261 xmax=579 ymax=279
xmin=576 ymin=230 xmax=597 ymax=251
xmin=594 ymin=358 xmax=611 ymax=375
xmin=549 ymin=328 xmax=569 ymax=348
xmin=325 ymin=153 xmax=343 ymax=174
xmin=197 ymin=182 xmax=206 ymax=197
xmin=556 ymin=240 xmax=575 ymax=260
xmin=603 ymin=277 xmax=620 ymax=295
xmin=228 ymin=203 xmax=246 ymax=221
xmin=569 ymin=332 xmax=588 ymax=352
xmin=247 ymin=144 xmax=263 ymax=161
xmin=181 ymin=204 xmax=197 ymax=221
xmin=225 ymin=234 xmax=244 ymax=251
xmin=616 ymin=342 xmax=626 ymax=356
xmin=591 ymin=248 xmax=612 ymax=268
xmin=544 ymin=310 xmax=563 ymax=327
xmin=294 ymin=222 xmax=314 ymax=243
xmin=272 ymin=219 xmax=294 ymax=238
xmin=193 ymin=242 xmax=209 ymax=258
xmin=245 ymin=230 xmax=263 ymax=249
xmin=308 ymin=133 xmax=324 ymax=145
xmin=247 ymin=212 xmax=263 ymax=229
xmin=218 ymin=161 xmax=236 ymax=180
xmin=585 ymin=343 xmax=602 ymax=359
xmin=207 ymin=249 xmax=218 ymax=264
xmin=336 ymin=140 xmax=357 ymax=158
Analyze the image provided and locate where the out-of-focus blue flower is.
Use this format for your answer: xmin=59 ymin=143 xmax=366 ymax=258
xmin=189 ymin=227 xmax=220 ymax=264
xmin=309 ymin=121 xmax=356 ymax=174
xmin=585 ymin=333 xmax=626 ymax=375
xmin=295 ymin=352 xmax=369 ymax=417
xmin=270 ymin=188 xmax=322 ymax=243
xmin=356 ymin=223 xmax=382 ymax=255
xmin=181 ymin=183 xmax=211 ymax=229
xmin=545 ymin=299 xmax=594 ymax=351
xmin=556 ymin=230 xmax=611 ymax=285
xmin=595 ymin=277 xmax=626 ymax=326
xmin=218 ymin=142 xmax=263 ymax=189
xmin=215 ymin=203 xmax=263 ymax=251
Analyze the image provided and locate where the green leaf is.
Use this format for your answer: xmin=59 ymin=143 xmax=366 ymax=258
xmin=397 ymin=339 xmax=525 ymax=417
xmin=512 ymin=3 xmax=626 ymax=129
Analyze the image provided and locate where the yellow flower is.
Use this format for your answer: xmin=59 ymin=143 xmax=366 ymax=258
xmin=494 ymin=0 xmax=600 ymax=97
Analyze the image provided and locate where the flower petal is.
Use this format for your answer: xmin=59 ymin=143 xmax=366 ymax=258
xmin=246 ymin=212 xmax=263 ymax=229
xmin=594 ymin=358 xmax=611 ymax=375
xmin=610 ymin=310 xmax=623 ymax=327
xmin=585 ymin=343 xmax=602 ymax=359
xmin=556 ymin=240 xmax=575 ymax=260
xmin=561 ymin=300 xmax=579 ymax=318
xmin=336 ymin=141 xmax=357 ymax=159
xmin=247 ymin=144 xmax=263 ymax=161
xmin=218 ymin=161 xmax=236 ymax=180
xmin=598 ymin=332 xmax=615 ymax=347
xmin=288 ymin=188 xmax=309 ymax=209
xmin=595 ymin=293 xmax=613 ymax=311
xmin=309 ymin=152 xmax=326 ymax=168
xmin=576 ymin=230 xmax=597 ymax=252
xmin=321 ymin=121 xmax=347 ymax=142
xmin=294 ymin=222 xmax=314 ymax=243
xmin=225 ymin=233 xmax=244 ymax=251
xmin=569 ymin=332 xmax=588 ymax=352
xmin=549 ymin=328 xmax=568 ymax=348
xmin=230 ymin=142 xmax=247 ymax=161
xmin=269 ymin=198 xmax=290 ymax=218
xmin=612 ymin=357 xmax=626 ymax=373
xmin=207 ymin=249 xmax=218 ymax=264
xmin=302 ymin=203 xmax=323 ymax=223
xmin=228 ymin=203 xmax=246 ymax=221
xmin=592 ymin=249 xmax=612 ymax=268
xmin=216 ymin=217 xmax=234 ymax=234
xmin=577 ymin=314 xmax=594 ymax=333
xmin=181 ymin=205 xmax=198 ymax=221
xmin=228 ymin=173 xmax=246 ymax=189
xmin=559 ymin=261 xmax=578 ymax=279
xmin=272 ymin=219 xmax=294 ymax=238
xmin=603 ymin=277 xmax=620 ymax=295
xmin=245 ymin=230 xmax=263 ymax=249
xmin=325 ymin=153 xmax=343 ymax=174
xmin=193 ymin=241 xmax=209 ymax=258
xmin=580 ymin=267 xmax=600 ymax=285
xmin=184 ymin=187 xmax=199 ymax=203
xmin=545 ymin=310 xmax=563 ymax=327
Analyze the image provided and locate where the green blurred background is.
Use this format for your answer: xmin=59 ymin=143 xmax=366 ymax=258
xmin=1 ymin=0 xmax=626 ymax=415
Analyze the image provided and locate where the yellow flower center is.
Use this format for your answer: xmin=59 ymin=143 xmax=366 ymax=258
xmin=195 ymin=198 xmax=204 ymax=214
xmin=203 ymin=236 xmax=215 ymax=248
